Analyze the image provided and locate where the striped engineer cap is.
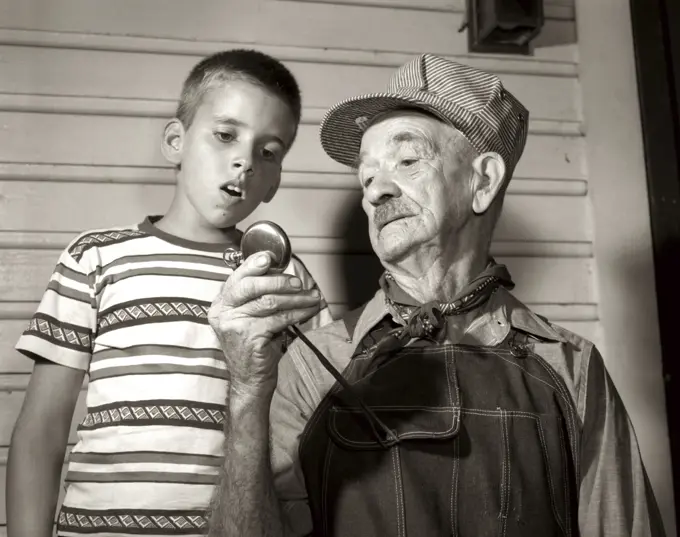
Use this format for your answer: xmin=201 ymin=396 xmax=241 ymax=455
xmin=319 ymin=53 xmax=529 ymax=178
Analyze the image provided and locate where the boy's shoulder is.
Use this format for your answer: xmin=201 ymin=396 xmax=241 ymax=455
xmin=66 ymin=221 xmax=150 ymax=263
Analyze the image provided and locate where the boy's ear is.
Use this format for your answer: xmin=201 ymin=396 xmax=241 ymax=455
xmin=160 ymin=119 xmax=185 ymax=166
xmin=263 ymin=174 xmax=281 ymax=203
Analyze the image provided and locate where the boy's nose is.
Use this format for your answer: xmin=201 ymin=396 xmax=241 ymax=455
xmin=231 ymin=157 xmax=254 ymax=176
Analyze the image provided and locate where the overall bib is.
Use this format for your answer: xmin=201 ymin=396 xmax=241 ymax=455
xmin=298 ymin=313 xmax=581 ymax=537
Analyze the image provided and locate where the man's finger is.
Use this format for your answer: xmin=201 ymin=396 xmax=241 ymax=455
xmin=239 ymin=292 xmax=322 ymax=318
xmin=255 ymin=304 xmax=324 ymax=336
xmin=228 ymin=252 xmax=273 ymax=284
xmin=221 ymin=253 xmax=304 ymax=306
xmin=222 ymin=275 xmax=309 ymax=308
xmin=210 ymin=304 xmax=321 ymax=348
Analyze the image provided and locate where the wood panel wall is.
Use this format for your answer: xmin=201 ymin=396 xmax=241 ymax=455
xmin=0 ymin=0 xmax=673 ymax=533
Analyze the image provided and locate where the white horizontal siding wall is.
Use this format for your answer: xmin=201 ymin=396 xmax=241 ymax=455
xmin=0 ymin=0 xmax=673 ymax=534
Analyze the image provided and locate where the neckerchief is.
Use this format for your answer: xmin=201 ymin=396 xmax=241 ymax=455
xmin=368 ymin=260 xmax=515 ymax=359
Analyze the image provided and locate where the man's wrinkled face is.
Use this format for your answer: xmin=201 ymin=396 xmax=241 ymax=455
xmin=357 ymin=111 xmax=476 ymax=264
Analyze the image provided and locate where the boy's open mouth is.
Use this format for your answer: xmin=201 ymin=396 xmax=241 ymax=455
xmin=220 ymin=184 xmax=243 ymax=198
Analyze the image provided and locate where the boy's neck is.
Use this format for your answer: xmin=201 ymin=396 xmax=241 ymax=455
xmin=154 ymin=210 xmax=242 ymax=247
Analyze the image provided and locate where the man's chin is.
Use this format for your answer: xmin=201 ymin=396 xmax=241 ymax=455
xmin=372 ymin=237 xmax=413 ymax=265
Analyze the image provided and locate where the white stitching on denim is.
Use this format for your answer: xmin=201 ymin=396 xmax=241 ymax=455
xmin=523 ymin=348 xmax=580 ymax=487
xmin=328 ymin=349 xmax=460 ymax=447
xmin=392 ymin=448 xmax=406 ymax=537
xmin=451 ymin=439 xmax=460 ymax=537
xmin=487 ymin=346 xmax=581 ymax=485
xmin=533 ymin=355 xmax=580 ymax=486
xmin=391 ymin=449 xmax=400 ymax=536
xmin=499 ymin=408 xmax=510 ymax=537
xmin=448 ymin=347 xmax=463 ymax=432
xmin=315 ymin=341 xmax=576 ymax=534
xmin=328 ymin=408 xmax=459 ymax=448
xmin=535 ymin=419 xmax=568 ymax=536
xmin=397 ymin=448 xmax=407 ymax=537
xmin=462 ymin=408 xmax=543 ymax=418
xmin=461 ymin=408 xmax=568 ymax=535
xmin=445 ymin=347 xmax=455 ymax=408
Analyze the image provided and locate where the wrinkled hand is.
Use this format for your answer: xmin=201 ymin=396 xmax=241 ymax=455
xmin=208 ymin=252 xmax=322 ymax=394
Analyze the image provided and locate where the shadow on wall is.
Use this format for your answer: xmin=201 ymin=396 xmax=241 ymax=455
xmin=337 ymin=199 xmax=382 ymax=310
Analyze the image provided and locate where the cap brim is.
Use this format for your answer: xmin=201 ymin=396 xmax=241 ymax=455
xmin=319 ymin=93 xmax=453 ymax=168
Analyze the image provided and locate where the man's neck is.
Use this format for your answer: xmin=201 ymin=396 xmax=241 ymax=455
xmin=385 ymin=246 xmax=489 ymax=304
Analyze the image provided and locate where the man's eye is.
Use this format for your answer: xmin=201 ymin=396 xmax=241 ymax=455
xmin=400 ymin=158 xmax=418 ymax=167
xmin=215 ymin=131 xmax=235 ymax=143
xmin=363 ymin=176 xmax=374 ymax=188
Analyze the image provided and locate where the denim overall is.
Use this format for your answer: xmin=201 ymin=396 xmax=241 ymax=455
xmin=298 ymin=313 xmax=581 ymax=537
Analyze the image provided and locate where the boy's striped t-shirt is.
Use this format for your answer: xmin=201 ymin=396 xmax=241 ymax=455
xmin=15 ymin=216 xmax=333 ymax=536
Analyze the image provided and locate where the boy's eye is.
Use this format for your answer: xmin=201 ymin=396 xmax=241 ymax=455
xmin=261 ymin=147 xmax=282 ymax=161
xmin=215 ymin=131 xmax=235 ymax=143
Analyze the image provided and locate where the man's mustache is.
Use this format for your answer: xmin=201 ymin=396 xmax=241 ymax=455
xmin=373 ymin=201 xmax=415 ymax=230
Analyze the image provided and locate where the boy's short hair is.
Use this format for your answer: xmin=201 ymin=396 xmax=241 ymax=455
xmin=176 ymin=49 xmax=302 ymax=131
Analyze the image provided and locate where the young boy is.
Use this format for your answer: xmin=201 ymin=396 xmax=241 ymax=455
xmin=6 ymin=49 xmax=333 ymax=537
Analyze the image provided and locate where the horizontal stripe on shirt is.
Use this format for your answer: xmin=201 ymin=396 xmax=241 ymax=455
xmin=68 ymin=451 xmax=222 ymax=466
xmin=65 ymin=471 xmax=217 ymax=484
xmin=58 ymin=505 xmax=209 ymax=534
xmin=92 ymin=344 xmax=224 ymax=363
xmin=79 ymin=399 xmax=225 ymax=431
xmin=88 ymin=363 xmax=227 ymax=382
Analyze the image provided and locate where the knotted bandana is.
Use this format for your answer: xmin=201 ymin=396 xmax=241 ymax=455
xmin=368 ymin=260 xmax=515 ymax=359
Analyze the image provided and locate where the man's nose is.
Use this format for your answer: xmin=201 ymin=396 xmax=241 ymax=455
xmin=364 ymin=172 xmax=402 ymax=206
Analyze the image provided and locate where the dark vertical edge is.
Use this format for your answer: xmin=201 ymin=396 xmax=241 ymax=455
xmin=629 ymin=0 xmax=680 ymax=520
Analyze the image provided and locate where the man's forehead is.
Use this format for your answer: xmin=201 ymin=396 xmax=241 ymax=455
xmin=358 ymin=112 xmax=444 ymax=157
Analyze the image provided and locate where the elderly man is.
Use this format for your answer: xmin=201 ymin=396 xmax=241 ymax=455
xmin=207 ymin=54 xmax=665 ymax=536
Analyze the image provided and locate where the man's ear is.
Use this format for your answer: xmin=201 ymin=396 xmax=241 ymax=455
xmin=470 ymin=152 xmax=506 ymax=215
xmin=263 ymin=174 xmax=282 ymax=203
xmin=160 ymin=119 xmax=185 ymax=166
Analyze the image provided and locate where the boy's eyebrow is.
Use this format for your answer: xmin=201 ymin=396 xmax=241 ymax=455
xmin=214 ymin=116 xmax=247 ymax=128
xmin=213 ymin=116 xmax=286 ymax=147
